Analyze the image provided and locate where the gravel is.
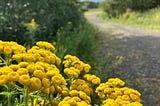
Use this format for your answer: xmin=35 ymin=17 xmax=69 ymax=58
xmin=86 ymin=13 xmax=160 ymax=106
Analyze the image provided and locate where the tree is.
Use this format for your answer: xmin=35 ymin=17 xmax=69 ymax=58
xmin=99 ymin=0 xmax=160 ymax=17
xmin=0 ymin=0 xmax=84 ymax=44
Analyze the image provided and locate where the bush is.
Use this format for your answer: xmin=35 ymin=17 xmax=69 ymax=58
xmin=55 ymin=21 xmax=99 ymax=71
xmin=80 ymin=1 xmax=98 ymax=12
xmin=0 ymin=0 xmax=84 ymax=45
xmin=99 ymin=0 xmax=131 ymax=17
xmin=99 ymin=0 xmax=160 ymax=17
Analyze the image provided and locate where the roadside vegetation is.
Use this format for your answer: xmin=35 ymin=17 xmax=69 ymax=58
xmin=98 ymin=0 xmax=160 ymax=31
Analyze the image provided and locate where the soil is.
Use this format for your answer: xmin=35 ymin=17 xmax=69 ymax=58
xmin=86 ymin=13 xmax=160 ymax=106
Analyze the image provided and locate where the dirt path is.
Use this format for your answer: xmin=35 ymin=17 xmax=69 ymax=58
xmin=85 ymin=13 xmax=160 ymax=106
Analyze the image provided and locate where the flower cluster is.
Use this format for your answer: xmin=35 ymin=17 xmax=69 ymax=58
xmin=83 ymin=74 xmax=101 ymax=85
xmin=12 ymin=41 xmax=61 ymax=64
xmin=59 ymin=90 xmax=91 ymax=106
xmin=70 ymin=79 xmax=93 ymax=96
xmin=0 ymin=40 xmax=143 ymax=106
xmin=63 ymin=55 xmax=91 ymax=73
xmin=0 ymin=40 xmax=26 ymax=55
xmin=0 ymin=61 xmax=67 ymax=95
xmin=96 ymin=78 xmax=143 ymax=106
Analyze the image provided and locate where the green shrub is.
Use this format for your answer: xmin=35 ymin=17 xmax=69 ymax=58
xmin=0 ymin=0 xmax=84 ymax=45
xmin=99 ymin=0 xmax=160 ymax=17
xmin=55 ymin=21 xmax=100 ymax=71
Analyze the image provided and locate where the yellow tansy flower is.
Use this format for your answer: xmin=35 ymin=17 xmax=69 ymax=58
xmin=42 ymin=78 xmax=50 ymax=88
xmin=8 ymin=72 xmax=19 ymax=81
xmin=30 ymin=77 xmax=42 ymax=91
xmin=19 ymin=74 xmax=30 ymax=86
xmin=33 ymin=70 xmax=45 ymax=79
xmin=17 ymin=68 xmax=28 ymax=75
xmin=0 ymin=75 xmax=8 ymax=85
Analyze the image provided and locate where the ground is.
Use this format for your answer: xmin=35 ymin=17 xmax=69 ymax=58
xmin=85 ymin=11 xmax=160 ymax=106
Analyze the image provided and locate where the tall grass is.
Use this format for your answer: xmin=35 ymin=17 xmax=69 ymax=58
xmin=99 ymin=7 xmax=160 ymax=31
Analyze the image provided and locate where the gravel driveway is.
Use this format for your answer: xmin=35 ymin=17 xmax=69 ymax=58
xmin=86 ymin=13 xmax=160 ymax=106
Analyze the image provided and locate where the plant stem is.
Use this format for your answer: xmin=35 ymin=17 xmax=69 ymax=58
xmin=6 ymin=84 xmax=11 ymax=106
xmin=30 ymin=96 xmax=34 ymax=106
xmin=24 ymin=87 xmax=29 ymax=106
xmin=8 ymin=94 xmax=11 ymax=106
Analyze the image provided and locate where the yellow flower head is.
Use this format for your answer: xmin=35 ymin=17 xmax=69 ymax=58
xmin=42 ymin=78 xmax=50 ymax=88
xmin=33 ymin=70 xmax=45 ymax=79
xmin=9 ymin=64 xmax=20 ymax=71
xmin=3 ymin=46 xmax=12 ymax=55
xmin=51 ymin=75 xmax=63 ymax=85
xmin=36 ymin=41 xmax=55 ymax=51
xmin=8 ymin=72 xmax=19 ymax=82
xmin=23 ymin=54 xmax=35 ymax=62
xmin=77 ymin=101 xmax=90 ymax=106
xmin=62 ymin=89 xmax=69 ymax=97
xmin=30 ymin=77 xmax=42 ymax=91
xmin=83 ymin=74 xmax=101 ymax=85
xmin=69 ymin=90 xmax=79 ymax=97
xmin=0 ymin=66 xmax=13 ymax=75
xmin=0 ymin=75 xmax=8 ymax=85
xmin=42 ymin=88 xmax=50 ymax=95
xmin=55 ymin=57 xmax=61 ymax=65
xmin=79 ymin=91 xmax=89 ymax=100
xmin=26 ymin=64 xmax=36 ymax=73
xmin=130 ymin=94 xmax=140 ymax=102
xmin=49 ymin=86 xmax=55 ymax=94
xmin=18 ymin=62 xmax=29 ymax=68
xmin=17 ymin=68 xmax=28 ymax=75
xmin=19 ymin=74 xmax=30 ymax=86
xmin=83 ymin=64 xmax=91 ymax=73
xmin=108 ymin=78 xmax=125 ymax=87
xmin=12 ymin=54 xmax=23 ymax=61
xmin=64 ymin=67 xmax=79 ymax=78
xmin=25 ymin=19 xmax=39 ymax=31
